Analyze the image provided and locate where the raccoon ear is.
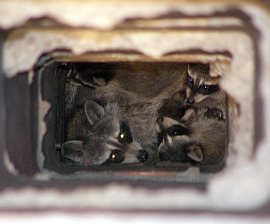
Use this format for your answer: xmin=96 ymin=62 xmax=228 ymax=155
xmin=84 ymin=100 xmax=105 ymax=126
xmin=61 ymin=140 xmax=84 ymax=163
xmin=187 ymin=144 xmax=203 ymax=162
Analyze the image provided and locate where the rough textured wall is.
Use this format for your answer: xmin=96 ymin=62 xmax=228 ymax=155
xmin=0 ymin=0 xmax=269 ymax=213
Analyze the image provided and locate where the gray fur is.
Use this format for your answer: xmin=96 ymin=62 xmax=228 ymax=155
xmin=156 ymin=107 xmax=226 ymax=166
xmin=65 ymin=63 xmax=188 ymax=152
xmin=62 ymin=100 xmax=153 ymax=165
xmin=185 ymin=63 xmax=226 ymax=117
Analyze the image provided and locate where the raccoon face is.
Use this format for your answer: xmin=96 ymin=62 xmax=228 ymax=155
xmin=156 ymin=116 xmax=203 ymax=164
xmin=186 ymin=63 xmax=219 ymax=104
xmin=61 ymin=100 xmax=148 ymax=166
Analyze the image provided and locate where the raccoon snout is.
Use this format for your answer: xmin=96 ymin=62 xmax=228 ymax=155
xmin=137 ymin=150 xmax=148 ymax=163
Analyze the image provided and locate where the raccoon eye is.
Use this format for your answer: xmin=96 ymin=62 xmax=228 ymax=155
xmin=118 ymin=122 xmax=133 ymax=144
xmin=167 ymin=125 xmax=191 ymax=136
xmin=199 ymin=84 xmax=219 ymax=95
xmin=171 ymin=130 xmax=182 ymax=136
xmin=201 ymin=85 xmax=209 ymax=94
xmin=187 ymin=75 xmax=194 ymax=88
xmin=109 ymin=150 xmax=124 ymax=163
xmin=172 ymin=131 xmax=178 ymax=136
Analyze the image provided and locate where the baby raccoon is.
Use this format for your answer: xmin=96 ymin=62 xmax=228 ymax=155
xmin=156 ymin=107 xmax=226 ymax=166
xmin=62 ymin=100 xmax=150 ymax=166
xmin=185 ymin=63 xmax=226 ymax=116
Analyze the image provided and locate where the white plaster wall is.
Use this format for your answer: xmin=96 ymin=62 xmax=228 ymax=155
xmin=0 ymin=0 xmax=269 ymax=213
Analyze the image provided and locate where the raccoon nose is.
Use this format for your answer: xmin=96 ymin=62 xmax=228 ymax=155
xmin=187 ymin=97 xmax=195 ymax=104
xmin=137 ymin=150 xmax=148 ymax=163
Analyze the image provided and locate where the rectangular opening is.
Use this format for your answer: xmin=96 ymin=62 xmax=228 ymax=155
xmin=31 ymin=54 xmax=231 ymax=182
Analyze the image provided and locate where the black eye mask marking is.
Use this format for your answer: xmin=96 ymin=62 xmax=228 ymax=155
xmin=158 ymin=124 xmax=191 ymax=147
xmin=166 ymin=125 xmax=191 ymax=137
xmin=187 ymin=74 xmax=194 ymax=88
xmin=198 ymin=84 xmax=219 ymax=95
xmin=118 ymin=121 xmax=133 ymax=144
xmin=103 ymin=150 xmax=125 ymax=164
xmin=186 ymin=73 xmax=219 ymax=96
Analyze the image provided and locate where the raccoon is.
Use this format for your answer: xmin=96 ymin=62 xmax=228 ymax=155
xmin=67 ymin=63 xmax=187 ymax=102
xmin=185 ymin=63 xmax=226 ymax=117
xmin=62 ymin=100 xmax=153 ymax=166
xmin=65 ymin=62 xmax=188 ymax=152
xmin=156 ymin=107 xmax=226 ymax=166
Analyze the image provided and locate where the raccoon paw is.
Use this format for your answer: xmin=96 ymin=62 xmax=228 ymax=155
xmin=66 ymin=64 xmax=108 ymax=88
xmin=74 ymin=75 xmax=107 ymax=88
